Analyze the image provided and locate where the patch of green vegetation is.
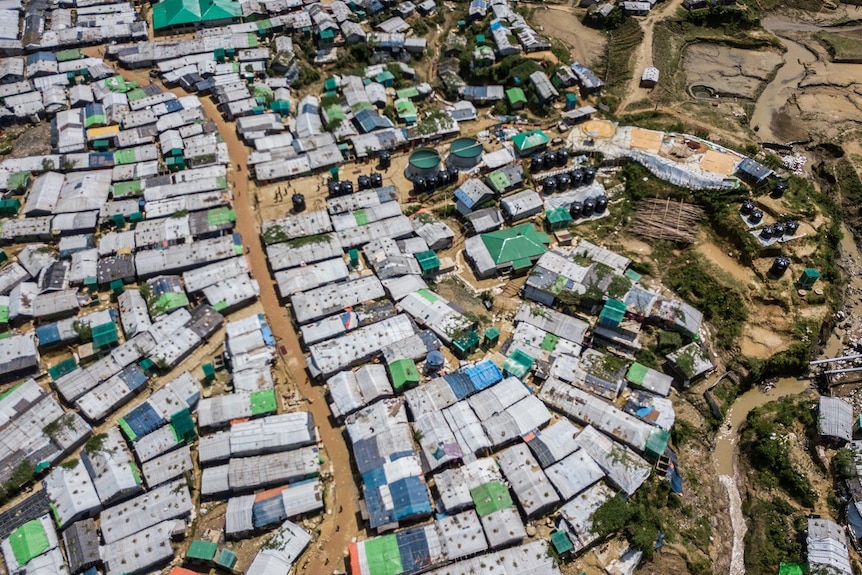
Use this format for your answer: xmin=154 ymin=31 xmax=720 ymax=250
xmin=60 ymin=458 xmax=79 ymax=470
xmin=833 ymin=446 xmax=859 ymax=480
xmin=596 ymin=18 xmax=644 ymax=102
xmin=606 ymin=274 xmax=631 ymax=299
xmin=741 ymin=397 xmax=818 ymax=507
xmin=670 ymin=419 xmax=697 ymax=447
xmin=262 ymin=225 xmax=289 ymax=245
xmin=665 ymin=256 xmax=747 ymax=349
xmin=284 ymin=233 xmax=331 ymax=249
xmin=72 ymin=320 xmax=92 ymax=342
xmin=742 ymin=496 xmax=806 ymax=575
xmin=85 ymin=432 xmax=109 ymax=454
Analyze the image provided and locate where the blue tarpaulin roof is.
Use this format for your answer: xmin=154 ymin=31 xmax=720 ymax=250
xmin=164 ymin=99 xmax=183 ymax=114
xmin=118 ymin=364 xmax=148 ymax=391
xmin=122 ymin=402 xmax=164 ymax=439
xmin=36 ymin=324 xmax=62 ymax=347
xmin=444 ymin=371 xmax=474 ymax=400
xmin=465 ymin=361 xmax=502 ymax=391
xmin=390 ymin=476 xmax=432 ymax=521
xmin=396 ymin=526 xmax=431 ymax=572
xmin=253 ymin=495 xmax=287 ymax=528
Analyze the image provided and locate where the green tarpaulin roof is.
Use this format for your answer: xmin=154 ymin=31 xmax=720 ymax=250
xmin=470 ymin=481 xmax=512 ymax=517
xmin=171 ymin=409 xmax=196 ymax=441
xmin=396 ymin=87 xmax=420 ymax=99
xmin=388 ymin=358 xmax=419 ymax=391
xmin=546 ymin=207 xmax=572 ymax=227
xmin=7 ymin=172 xmax=30 ymax=191
xmin=626 ymin=362 xmax=650 ymax=386
xmin=644 ymin=428 xmax=670 ymax=459
xmin=8 ymin=519 xmax=50 ymax=566
xmin=511 ymin=129 xmax=549 ymax=153
xmin=778 ymin=564 xmax=804 ymax=575
xmin=599 ymin=298 xmax=626 ymax=324
xmin=480 ymin=223 xmax=549 ymax=266
xmin=415 ymin=250 xmax=440 ymax=272
xmin=153 ymin=0 xmax=240 ymax=29
xmin=110 ymin=180 xmax=142 ymax=198
xmin=0 ymin=304 xmax=8 ymax=324
xmin=363 ymin=534 xmax=402 ymax=575
xmin=506 ymin=87 xmax=527 ymax=104
xmin=216 ymin=549 xmax=238 ymax=568
xmin=187 ymin=539 xmax=218 ymax=561
xmin=250 ymin=389 xmax=277 ymax=415
xmin=91 ymin=322 xmax=118 ymax=349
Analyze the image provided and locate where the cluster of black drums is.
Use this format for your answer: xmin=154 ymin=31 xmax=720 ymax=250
xmin=740 ymin=199 xmax=799 ymax=239
xmin=328 ymin=172 xmax=385 ymax=197
xmin=412 ymin=167 xmax=460 ymax=195
xmin=539 ymin=167 xmax=597 ymax=195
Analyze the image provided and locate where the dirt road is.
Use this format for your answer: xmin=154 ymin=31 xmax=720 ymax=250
xmin=617 ymin=0 xmax=685 ymax=113
xmin=87 ymin=48 xmax=362 ymax=570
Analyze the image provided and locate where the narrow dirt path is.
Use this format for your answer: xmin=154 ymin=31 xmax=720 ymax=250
xmin=87 ymin=48 xmax=362 ymax=570
xmin=618 ymin=0 xmax=685 ymax=113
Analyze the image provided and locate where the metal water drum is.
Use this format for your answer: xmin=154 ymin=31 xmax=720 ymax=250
xmin=749 ymin=209 xmax=763 ymax=224
xmin=570 ymin=169 xmax=583 ymax=187
xmin=556 ymin=148 xmax=569 ymax=167
xmin=583 ymin=198 xmax=596 ymax=216
xmin=370 ymin=172 xmax=383 ymax=188
xmin=569 ymin=201 xmax=583 ymax=219
xmin=740 ymin=199 xmax=755 ymax=214
xmin=292 ymin=193 xmax=306 ymax=212
xmin=358 ymin=175 xmax=371 ymax=190
xmin=583 ymin=167 xmax=597 ymax=184
xmin=595 ymin=195 xmax=609 ymax=213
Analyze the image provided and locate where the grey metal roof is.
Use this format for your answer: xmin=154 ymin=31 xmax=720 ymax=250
xmin=62 ymin=519 xmax=100 ymax=574
xmin=291 ymin=275 xmax=385 ymax=325
xmin=43 ymin=464 xmax=101 ymax=529
xmin=101 ymin=520 xmax=175 ymax=575
xmin=246 ymin=520 xmax=311 ymax=575
xmin=820 ymin=396 xmax=854 ymax=443
xmin=327 ymin=364 xmax=393 ymax=419
xmin=100 ymin=479 xmax=192 ymax=544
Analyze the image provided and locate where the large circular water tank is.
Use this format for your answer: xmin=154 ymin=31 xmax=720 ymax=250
xmin=408 ymin=148 xmax=442 ymax=179
xmin=449 ymin=137 xmax=483 ymax=170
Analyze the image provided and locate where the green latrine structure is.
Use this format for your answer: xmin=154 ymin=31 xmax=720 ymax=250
xmin=414 ymin=250 xmax=440 ymax=276
xmin=92 ymin=322 xmax=119 ymax=350
xmin=644 ymin=428 xmax=670 ymax=461
xmin=0 ymin=199 xmax=21 ymax=216
xmin=599 ymin=298 xmax=627 ymax=328
xmin=216 ymin=549 xmax=238 ymax=569
xmin=798 ymin=268 xmax=820 ymax=289
xmin=550 ymin=530 xmax=574 ymax=557
xmin=388 ymin=358 xmax=420 ymax=391
xmin=482 ymin=326 xmax=500 ymax=349
xmin=202 ymin=362 xmax=216 ymax=383
xmin=503 ymin=349 xmax=535 ymax=379
xmin=48 ymin=358 xmax=77 ymax=381
xmin=506 ymin=87 xmax=527 ymax=110
xmin=453 ymin=331 xmax=480 ymax=359
xmin=545 ymin=207 xmax=571 ymax=230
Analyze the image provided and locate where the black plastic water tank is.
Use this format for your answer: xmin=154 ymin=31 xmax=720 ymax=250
xmin=448 ymin=167 xmax=459 ymax=183
xmin=557 ymin=173 xmax=571 ymax=190
xmin=749 ymin=209 xmax=763 ymax=224
xmin=327 ymin=179 xmax=338 ymax=197
xmin=292 ymin=193 xmax=306 ymax=212
xmin=530 ymin=155 xmax=545 ymax=173
xmin=342 ymin=180 xmax=354 ymax=195
xmin=760 ymin=225 xmax=774 ymax=239
xmin=379 ymin=150 xmax=391 ymax=169
xmin=583 ymin=198 xmax=596 ymax=216
xmin=413 ymin=177 xmax=426 ymax=195
xmin=542 ymin=176 xmax=557 ymax=194
xmin=556 ymin=148 xmax=569 ymax=167
xmin=785 ymin=220 xmax=799 ymax=235
xmin=426 ymin=175 xmax=438 ymax=191
xmin=437 ymin=170 xmax=450 ymax=186
xmin=741 ymin=199 xmax=755 ymax=214
xmin=569 ymin=201 xmax=583 ymax=219
xmin=773 ymin=222 xmax=785 ymax=237
xmin=773 ymin=180 xmax=788 ymax=197
xmin=544 ymin=151 xmax=556 ymax=168
xmin=570 ymin=169 xmax=583 ymax=187
xmin=370 ymin=172 xmax=383 ymax=188
xmin=583 ymin=167 xmax=597 ymax=184
xmin=358 ymin=175 xmax=371 ymax=190
xmin=595 ymin=195 xmax=609 ymax=213
xmin=770 ymin=255 xmax=790 ymax=276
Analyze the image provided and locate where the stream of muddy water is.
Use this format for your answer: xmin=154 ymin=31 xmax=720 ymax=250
xmin=714 ymin=224 xmax=862 ymax=574
xmin=749 ymin=18 xmax=818 ymax=143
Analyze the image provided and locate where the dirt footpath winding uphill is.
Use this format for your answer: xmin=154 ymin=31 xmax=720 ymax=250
xmin=85 ymin=47 xmax=362 ymax=571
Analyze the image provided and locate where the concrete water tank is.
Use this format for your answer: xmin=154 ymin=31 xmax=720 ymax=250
xmin=449 ymin=137 xmax=483 ymax=170
xmin=407 ymin=148 xmax=442 ymax=180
